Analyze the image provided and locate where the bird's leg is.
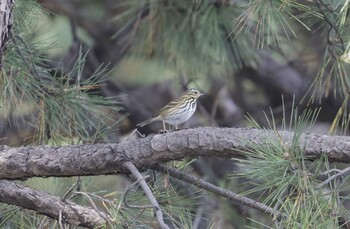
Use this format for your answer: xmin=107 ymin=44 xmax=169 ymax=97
xmin=159 ymin=121 xmax=169 ymax=133
xmin=159 ymin=121 xmax=167 ymax=134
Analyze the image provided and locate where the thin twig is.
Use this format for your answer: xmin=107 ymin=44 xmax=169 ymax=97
xmin=58 ymin=210 xmax=64 ymax=229
xmin=126 ymin=128 xmax=146 ymax=141
xmin=153 ymin=164 xmax=283 ymax=219
xmin=85 ymin=192 xmax=114 ymax=205
xmin=63 ymin=177 xmax=82 ymax=201
xmin=62 ymin=183 xmax=77 ymax=201
xmin=192 ymin=206 xmax=204 ymax=229
xmin=74 ymin=191 xmax=112 ymax=225
xmin=10 ymin=32 xmax=42 ymax=79
xmin=37 ymin=218 xmax=49 ymax=229
xmin=273 ymin=187 xmax=293 ymax=229
xmin=317 ymin=166 xmax=350 ymax=189
xmin=123 ymin=161 xmax=171 ymax=229
xmin=76 ymin=176 xmax=82 ymax=192
xmin=320 ymin=168 xmax=342 ymax=176
xmin=123 ymin=175 xmax=155 ymax=209
xmin=315 ymin=0 xmax=345 ymax=51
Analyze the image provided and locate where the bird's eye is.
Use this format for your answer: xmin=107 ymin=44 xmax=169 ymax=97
xmin=194 ymin=91 xmax=198 ymax=94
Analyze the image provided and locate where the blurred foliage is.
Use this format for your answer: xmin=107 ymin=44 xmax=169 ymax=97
xmin=113 ymin=0 xmax=350 ymax=134
xmin=1 ymin=0 xmax=122 ymax=144
xmin=0 ymin=1 xmax=123 ymax=227
xmin=113 ymin=0 xmax=257 ymax=80
xmin=233 ymin=0 xmax=321 ymax=48
xmin=105 ymin=174 xmax=197 ymax=228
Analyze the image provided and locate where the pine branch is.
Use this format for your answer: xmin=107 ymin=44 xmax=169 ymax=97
xmin=123 ymin=161 xmax=171 ymax=229
xmin=0 ymin=180 xmax=111 ymax=228
xmin=0 ymin=127 xmax=350 ymax=180
xmin=0 ymin=0 xmax=14 ymax=68
xmin=123 ymin=174 xmax=155 ymax=209
xmin=316 ymin=166 xmax=350 ymax=189
xmin=315 ymin=0 xmax=345 ymax=51
xmin=153 ymin=164 xmax=283 ymax=219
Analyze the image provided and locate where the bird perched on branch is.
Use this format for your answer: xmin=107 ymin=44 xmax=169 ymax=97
xmin=137 ymin=89 xmax=204 ymax=131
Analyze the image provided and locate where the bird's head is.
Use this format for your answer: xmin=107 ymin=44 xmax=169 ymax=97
xmin=186 ymin=89 xmax=204 ymax=99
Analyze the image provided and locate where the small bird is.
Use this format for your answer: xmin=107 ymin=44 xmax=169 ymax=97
xmin=137 ymin=89 xmax=204 ymax=131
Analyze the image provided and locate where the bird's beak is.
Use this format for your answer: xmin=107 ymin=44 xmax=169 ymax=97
xmin=199 ymin=92 xmax=205 ymax=96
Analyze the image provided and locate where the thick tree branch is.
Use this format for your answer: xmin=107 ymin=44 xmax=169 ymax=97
xmin=0 ymin=127 xmax=349 ymax=179
xmin=0 ymin=180 xmax=110 ymax=228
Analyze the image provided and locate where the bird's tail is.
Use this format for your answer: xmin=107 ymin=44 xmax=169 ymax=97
xmin=136 ymin=117 xmax=159 ymax=127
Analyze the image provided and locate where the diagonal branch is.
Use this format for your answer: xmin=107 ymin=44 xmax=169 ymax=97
xmin=153 ymin=164 xmax=283 ymax=219
xmin=316 ymin=166 xmax=350 ymax=189
xmin=0 ymin=180 xmax=111 ymax=228
xmin=123 ymin=175 xmax=155 ymax=209
xmin=0 ymin=127 xmax=350 ymax=180
xmin=123 ymin=161 xmax=171 ymax=229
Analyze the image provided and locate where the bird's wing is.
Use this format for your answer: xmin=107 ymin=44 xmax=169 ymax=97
xmin=158 ymin=94 xmax=186 ymax=116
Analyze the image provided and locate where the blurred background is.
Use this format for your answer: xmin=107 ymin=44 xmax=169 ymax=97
xmin=33 ymin=0 xmax=344 ymax=137
xmin=23 ymin=0 xmax=343 ymax=137
xmin=1 ymin=0 xmax=350 ymax=228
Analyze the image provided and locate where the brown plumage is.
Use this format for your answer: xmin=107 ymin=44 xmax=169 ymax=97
xmin=137 ymin=89 xmax=203 ymax=130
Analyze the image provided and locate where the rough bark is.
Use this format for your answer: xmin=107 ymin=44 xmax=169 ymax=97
xmin=0 ymin=180 xmax=110 ymax=228
xmin=0 ymin=127 xmax=349 ymax=180
xmin=0 ymin=0 xmax=14 ymax=68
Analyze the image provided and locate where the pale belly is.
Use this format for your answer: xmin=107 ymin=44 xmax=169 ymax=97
xmin=163 ymin=106 xmax=196 ymax=125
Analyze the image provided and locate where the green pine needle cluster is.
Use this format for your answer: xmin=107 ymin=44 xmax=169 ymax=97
xmin=113 ymin=0 xmax=256 ymax=77
xmin=105 ymin=174 xmax=197 ymax=228
xmin=115 ymin=0 xmax=350 ymax=133
xmin=0 ymin=1 xmax=122 ymax=144
xmin=233 ymin=0 xmax=320 ymax=48
xmin=234 ymin=102 xmax=350 ymax=228
xmin=302 ymin=1 xmax=350 ymax=134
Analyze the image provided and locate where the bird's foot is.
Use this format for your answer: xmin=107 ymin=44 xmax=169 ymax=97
xmin=158 ymin=129 xmax=169 ymax=134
